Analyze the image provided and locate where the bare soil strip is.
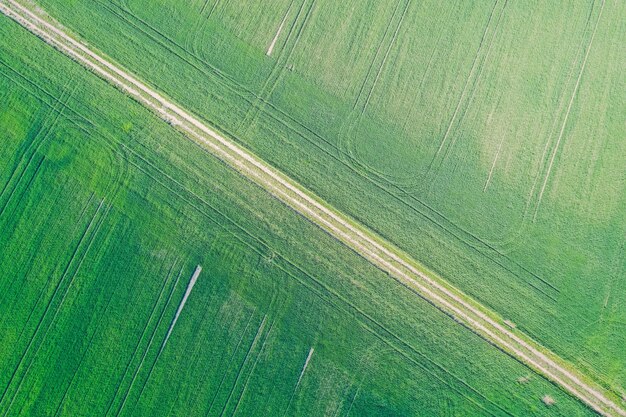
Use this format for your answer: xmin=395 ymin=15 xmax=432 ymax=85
xmin=282 ymin=346 xmax=315 ymax=417
xmin=296 ymin=347 xmax=314 ymax=388
xmin=160 ymin=265 xmax=202 ymax=353
xmin=1 ymin=1 xmax=623 ymax=415
xmin=266 ymin=2 xmax=292 ymax=56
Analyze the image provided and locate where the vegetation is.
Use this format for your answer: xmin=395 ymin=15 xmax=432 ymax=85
xmin=1 ymin=0 xmax=624 ymax=415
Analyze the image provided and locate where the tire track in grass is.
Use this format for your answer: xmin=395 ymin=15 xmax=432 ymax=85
xmin=483 ymin=134 xmax=506 ymax=192
xmin=127 ymin=266 xmax=204 ymax=414
xmin=205 ymin=314 xmax=267 ymax=416
xmin=602 ymin=241 xmax=625 ymax=311
xmin=101 ymin=259 xmax=179 ymax=417
xmin=522 ymin=0 xmax=596 ymax=221
xmin=112 ymin=265 xmax=185 ymax=417
xmin=199 ymin=0 xmax=212 ymax=15
xmin=93 ymin=0 xmax=245 ymax=96
xmin=533 ymin=0 xmax=605 ymax=220
xmin=343 ymin=385 xmax=361 ymax=417
xmin=231 ymin=319 xmax=277 ymax=417
xmin=51 ymin=311 xmax=108 ymax=416
xmin=428 ymin=0 xmax=507 ymax=175
xmin=337 ymin=0 xmax=411 ymax=189
xmin=0 ymin=199 xmax=109 ymax=416
xmin=0 ymin=154 xmax=43 ymax=233
xmin=438 ymin=0 xmax=508 ymax=169
xmin=0 ymin=59 xmax=92 ymax=129
xmin=4 ymin=2 xmax=622 ymax=414
xmin=215 ymin=0 xmax=231 ymax=19
xmin=238 ymin=0 xmax=316 ymax=134
xmin=0 ymin=185 xmax=91 ymax=397
xmin=188 ymin=0 xmax=220 ymax=55
xmin=0 ymin=80 xmax=58 ymax=203
xmin=0 ymin=76 xmax=9 ymax=101
xmin=352 ymin=0 xmax=406 ymax=111
xmin=361 ymin=0 xmax=410 ymax=115
xmin=399 ymin=1 xmax=454 ymax=135
xmin=330 ymin=383 xmax=351 ymax=417
xmin=204 ymin=309 xmax=257 ymax=416
xmin=162 ymin=288 xmax=228 ymax=417
xmin=51 ymin=237 xmax=127 ymax=417
xmin=334 ymin=345 xmax=385 ymax=417
xmin=0 ymin=190 xmax=93 ymax=347
xmin=429 ymin=0 xmax=501 ymax=160
xmin=464 ymin=3 xmax=603 ymax=279
xmin=214 ymin=315 xmax=268 ymax=417
xmin=9 ymin=201 xmax=111 ymax=413
xmin=0 ymin=81 xmax=74 ymax=219
xmin=0 ymin=196 xmax=103 ymax=393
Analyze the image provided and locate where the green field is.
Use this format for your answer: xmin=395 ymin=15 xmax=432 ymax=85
xmin=1 ymin=0 xmax=624 ymax=416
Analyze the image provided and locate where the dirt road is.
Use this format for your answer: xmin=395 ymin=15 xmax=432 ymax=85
xmin=1 ymin=1 xmax=623 ymax=415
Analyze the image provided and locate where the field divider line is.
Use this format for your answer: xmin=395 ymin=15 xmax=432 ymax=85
xmin=1 ymin=1 xmax=623 ymax=415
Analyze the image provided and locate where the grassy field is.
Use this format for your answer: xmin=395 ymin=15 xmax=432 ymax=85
xmin=24 ymin=0 xmax=626 ymax=394
xmin=0 ymin=0 xmax=624 ymax=415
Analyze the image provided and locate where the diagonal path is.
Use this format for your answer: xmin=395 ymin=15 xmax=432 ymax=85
xmin=0 ymin=1 xmax=623 ymax=415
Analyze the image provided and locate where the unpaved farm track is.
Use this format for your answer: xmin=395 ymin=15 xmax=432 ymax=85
xmin=1 ymin=1 xmax=624 ymax=415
